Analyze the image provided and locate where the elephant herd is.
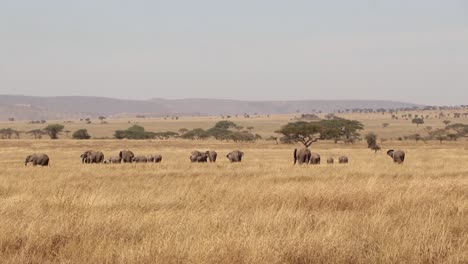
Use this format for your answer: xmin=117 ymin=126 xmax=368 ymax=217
xmin=293 ymin=148 xmax=349 ymax=165
xmin=23 ymin=148 xmax=405 ymax=167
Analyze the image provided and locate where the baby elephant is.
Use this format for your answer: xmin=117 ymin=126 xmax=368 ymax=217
xmin=338 ymin=156 xmax=349 ymax=164
xmin=387 ymin=149 xmax=405 ymax=164
xmin=147 ymin=154 xmax=163 ymax=163
xmin=309 ymin=153 xmax=320 ymax=165
xmin=327 ymin=157 xmax=334 ymax=164
xmin=108 ymin=156 xmax=122 ymax=164
xmin=132 ymin=156 xmax=148 ymax=163
xmin=25 ymin=153 xmax=49 ymax=166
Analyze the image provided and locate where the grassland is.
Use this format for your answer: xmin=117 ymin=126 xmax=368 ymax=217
xmin=1 ymin=113 xmax=468 ymax=263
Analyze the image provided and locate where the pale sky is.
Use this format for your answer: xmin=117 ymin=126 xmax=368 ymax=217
xmin=0 ymin=0 xmax=467 ymax=105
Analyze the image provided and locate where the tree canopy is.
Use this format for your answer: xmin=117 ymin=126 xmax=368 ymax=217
xmin=276 ymin=118 xmax=364 ymax=147
xmin=44 ymin=124 xmax=64 ymax=139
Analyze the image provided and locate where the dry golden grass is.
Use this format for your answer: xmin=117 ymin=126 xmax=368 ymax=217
xmin=1 ymin=137 xmax=468 ymax=263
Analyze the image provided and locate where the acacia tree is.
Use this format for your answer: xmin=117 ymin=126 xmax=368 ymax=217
xmin=276 ymin=121 xmax=322 ymax=147
xmin=27 ymin=129 xmax=46 ymax=139
xmin=412 ymin=118 xmax=424 ymax=127
xmin=44 ymin=124 xmax=65 ymax=139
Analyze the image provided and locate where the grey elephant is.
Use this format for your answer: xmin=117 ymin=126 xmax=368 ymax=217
xmin=81 ymin=150 xmax=105 ymax=164
xmin=387 ymin=149 xmax=405 ymax=164
xmin=206 ymin=151 xmax=217 ymax=163
xmin=148 ymin=154 xmax=163 ymax=163
xmin=294 ymin=148 xmax=311 ymax=165
xmin=132 ymin=156 xmax=148 ymax=163
xmin=227 ymin=150 xmax=244 ymax=162
xmin=310 ymin=152 xmax=321 ymax=165
xmin=119 ymin=150 xmax=135 ymax=163
xmin=190 ymin=151 xmax=206 ymax=163
xmin=338 ymin=156 xmax=348 ymax=164
xmin=327 ymin=157 xmax=334 ymax=164
xmin=108 ymin=156 xmax=122 ymax=163
xmin=25 ymin=153 xmax=50 ymax=166
xmin=197 ymin=154 xmax=209 ymax=162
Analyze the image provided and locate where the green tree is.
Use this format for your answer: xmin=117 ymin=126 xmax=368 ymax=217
xmin=429 ymin=129 xmax=447 ymax=143
xmin=276 ymin=121 xmax=322 ymax=147
xmin=44 ymin=124 xmax=64 ymax=139
xmin=181 ymin=128 xmax=210 ymax=140
xmin=114 ymin=125 xmax=156 ymax=139
xmin=73 ymin=129 xmax=91 ymax=139
xmin=412 ymin=118 xmax=424 ymax=127
xmin=318 ymin=119 xmax=363 ymax=143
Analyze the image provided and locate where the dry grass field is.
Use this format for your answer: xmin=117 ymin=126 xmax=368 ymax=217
xmin=1 ymin=114 xmax=468 ymax=263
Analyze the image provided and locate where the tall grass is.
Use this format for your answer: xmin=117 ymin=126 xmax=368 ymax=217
xmin=0 ymin=140 xmax=468 ymax=263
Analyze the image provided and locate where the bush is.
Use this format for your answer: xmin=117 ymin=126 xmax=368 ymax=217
xmin=365 ymin=133 xmax=377 ymax=148
xmin=73 ymin=129 xmax=91 ymax=140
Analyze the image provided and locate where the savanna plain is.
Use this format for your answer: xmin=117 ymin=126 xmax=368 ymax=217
xmin=1 ymin=113 xmax=468 ymax=263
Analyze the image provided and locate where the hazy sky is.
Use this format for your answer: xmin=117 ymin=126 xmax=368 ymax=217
xmin=1 ymin=0 xmax=467 ymax=105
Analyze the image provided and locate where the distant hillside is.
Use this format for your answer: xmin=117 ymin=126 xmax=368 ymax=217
xmin=0 ymin=95 xmax=420 ymax=121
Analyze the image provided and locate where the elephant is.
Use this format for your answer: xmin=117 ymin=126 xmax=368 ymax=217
xmin=227 ymin=150 xmax=244 ymax=162
xmin=81 ymin=150 xmax=104 ymax=164
xmin=196 ymin=154 xmax=209 ymax=162
xmin=206 ymin=151 xmax=217 ymax=163
xmin=338 ymin=156 xmax=349 ymax=164
xmin=119 ymin=150 xmax=135 ymax=163
xmin=190 ymin=151 xmax=207 ymax=163
xmin=294 ymin=148 xmax=311 ymax=165
xmin=310 ymin=153 xmax=321 ymax=165
xmin=327 ymin=157 xmax=334 ymax=164
xmin=148 ymin=154 xmax=163 ymax=163
xmin=387 ymin=149 xmax=405 ymax=164
xmin=108 ymin=156 xmax=122 ymax=164
xmin=25 ymin=153 xmax=49 ymax=166
xmin=132 ymin=156 xmax=148 ymax=163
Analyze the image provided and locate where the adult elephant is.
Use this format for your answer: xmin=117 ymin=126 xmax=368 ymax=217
xmin=310 ymin=153 xmax=321 ymax=165
xmin=227 ymin=150 xmax=244 ymax=162
xmin=206 ymin=151 xmax=217 ymax=163
xmin=132 ymin=156 xmax=148 ymax=163
xmin=293 ymin=148 xmax=311 ymax=165
xmin=25 ymin=153 xmax=49 ymax=166
xmin=119 ymin=150 xmax=135 ymax=163
xmin=81 ymin=150 xmax=105 ymax=164
xmin=387 ymin=149 xmax=405 ymax=164
xmin=148 ymin=154 xmax=163 ymax=163
xmin=338 ymin=156 xmax=349 ymax=164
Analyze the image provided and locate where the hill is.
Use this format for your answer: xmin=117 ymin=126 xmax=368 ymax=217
xmin=0 ymin=95 xmax=420 ymax=120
